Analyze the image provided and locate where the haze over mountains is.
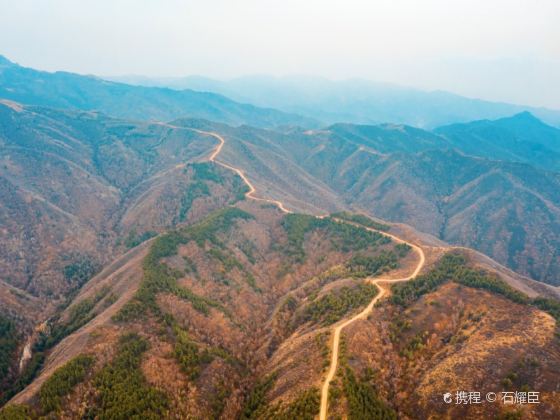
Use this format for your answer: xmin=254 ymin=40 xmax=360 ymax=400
xmin=1 ymin=55 xmax=560 ymax=419
xmin=0 ymin=56 xmax=316 ymax=128
xmin=1 ymin=54 xmax=559 ymax=292
xmin=436 ymin=112 xmax=560 ymax=172
xmin=109 ymin=73 xmax=560 ymax=129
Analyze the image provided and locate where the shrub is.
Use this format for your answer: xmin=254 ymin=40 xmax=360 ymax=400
xmin=0 ymin=404 xmax=32 ymax=420
xmin=330 ymin=212 xmax=390 ymax=231
xmin=298 ymin=283 xmax=379 ymax=326
xmin=532 ymin=297 xmax=560 ymax=322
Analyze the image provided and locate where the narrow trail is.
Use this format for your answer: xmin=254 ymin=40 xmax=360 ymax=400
xmin=196 ymin=128 xmax=293 ymax=213
xmin=196 ymin=127 xmax=425 ymax=420
xmin=319 ymin=229 xmax=425 ymax=420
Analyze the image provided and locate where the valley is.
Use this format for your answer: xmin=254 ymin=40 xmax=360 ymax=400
xmin=0 ymin=56 xmax=559 ymax=420
xmin=2 ymin=119 xmax=560 ymax=419
xmin=174 ymin=118 xmax=560 ymax=285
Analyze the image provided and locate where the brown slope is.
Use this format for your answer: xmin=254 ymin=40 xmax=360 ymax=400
xmin=341 ymin=281 xmax=560 ymax=419
xmin=6 ymin=128 xmax=559 ymax=419
xmin=0 ymin=102 xmax=248 ymax=305
xmin=180 ymin=121 xmax=560 ymax=285
xmin=0 ymin=104 xmax=256 ymax=398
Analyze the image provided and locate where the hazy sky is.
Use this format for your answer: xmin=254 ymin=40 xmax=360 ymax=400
xmin=1 ymin=0 xmax=559 ymax=108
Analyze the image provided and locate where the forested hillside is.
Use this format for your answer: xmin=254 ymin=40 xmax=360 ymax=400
xmin=1 ymin=55 xmax=559 ymax=420
xmin=174 ymin=118 xmax=560 ymax=284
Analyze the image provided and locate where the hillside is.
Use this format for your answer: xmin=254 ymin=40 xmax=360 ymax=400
xmin=3 ymin=2 xmax=560 ymax=418
xmin=1 ymin=103 xmax=559 ymax=418
xmin=0 ymin=56 xmax=316 ymax=128
xmin=316 ymin=149 xmax=560 ymax=285
xmin=4 ymin=202 xmax=414 ymax=416
xmin=168 ymin=119 xmax=560 ymax=285
xmin=3 ymin=200 xmax=559 ymax=419
xmin=339 ymin=253 xmax=560 ymax=419
xmin=436 ymin=112 xmax=560 ymax=172
xmin=0 ymin=101 xmax=253 ymax=377
xmin=1 ymin=63 xmax=560 ymax=419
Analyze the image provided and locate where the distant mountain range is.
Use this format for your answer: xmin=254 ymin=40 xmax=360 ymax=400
xmin=0 ymin=55 xmax=316 ymax=128
xmin=436 ymin=111 xmax=560 ymax=172
xmin=1 ymin=54 xmax=559 ymax=284
xmin=2 ymin=54 xmax=560 ymax=419
xmin=108 ymin=73 xmax=560 ymax=128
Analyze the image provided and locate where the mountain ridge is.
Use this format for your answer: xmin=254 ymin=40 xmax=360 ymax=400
xmin=106 ymin=73 xmax=560 ymax=128
xmin=1 ymin=57 xmax=560 ymax=419
xmin=4 ymin=129 xmax=559 ymax=419
xmin=170 ymin=118 xmax=560 ymax=285
xmin=0 ymin=55 xmax=318 ymax=129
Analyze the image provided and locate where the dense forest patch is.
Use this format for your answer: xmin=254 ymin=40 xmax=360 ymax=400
xmin=124 ymin=229 xmax=157 ymax=249
xmin=331 ymin=212 xmax=390 ymax=231
xmin=342 ymin=367 xmax=396 ymax=420
xmin=298 ymin=283 xmax=379 ymax=327
xmin=391 ymin=252 xmax=560 ymax=324
xmin=62 ymin=254 xmax=100 ymax=288
xmin=0 ymin=404 xmax=31 ymax=420
xmin=0 ymin=316 xmax=19 ymax=397
xmin=91 ymin=333 xmax=169 ymax=419
xmin=260 ymin=388 xmax=320 ymax=420
xmin=345 ymin=251 xmax=402 ymax=277
xmin=281 ymin=214 xmax=390 ymax=263
xmin=39 ymin=354 xmax=94 ymax=414
xmin=239 ymin=374 xmax=277 ymax=419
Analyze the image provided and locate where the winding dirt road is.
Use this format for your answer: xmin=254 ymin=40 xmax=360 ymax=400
xmin=197 ymin=129 xmax=293 ymax=213
xmin=197 ymin=127 xmax=425 ymax=420
xmin=319 ymin=229 xmax=425 ymax=420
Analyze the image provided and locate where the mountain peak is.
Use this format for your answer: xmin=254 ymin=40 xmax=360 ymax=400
xmin=503 ymin=111 xmax=545 ymax=125
xmin=492 ymin=111 xmax=549 ymax=129
xmin=511 ymin=111 xmax=541 ymax=123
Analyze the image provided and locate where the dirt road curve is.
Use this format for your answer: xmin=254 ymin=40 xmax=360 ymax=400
xmin=198 ymin=129 xmax=292 ymax=213
xmin=198 ymin=128 xmax=425 ymax=420
xmin=319 ymin=228 xmax=425 ymax=420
